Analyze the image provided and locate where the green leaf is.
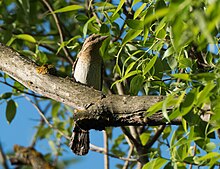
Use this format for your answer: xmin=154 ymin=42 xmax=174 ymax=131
xmin=133 ymin=3 xmax=147 ymax=19
xmin=6 ymin=99 xmax=17 ymax=124
xmin=197 ymin=152 xmax=220 ymax=162
xmin=13 ymin=81 xmax=25 ymax=95
xmin=15 ymin=34 xmax=36 ymax=43
xmin=143 ymin=56 xmax=157 ymax=75
xmin=131 ymin=0 xmax=141 ymax=8
xmin=146 ymin=100 xmax=163 ymax=117
xmin=180 ymin=89 xmax=197 ymax=116
xmin=156 ymin=28 xmax=166 ymax=39
xmin=191 ymin=73 xmax=216 ymax=81
xmin=100 ymin=24 xmax=109 ymax=33
xmin=75 ymin=14 xmax=88 ymax=21
xmin=179 ymin=58 xmax=192 ymax=68
xmin=182 ymin=118 xmax=187 ymax=132
xmin=83 ymin=16 xmax=96 ymax=38
xmin=129 ymin=75 xmax=145 ymax=95
xmin=126 ymin=19 xmax=144 ymax=30
xmin=122 ymin=29 xmax=142 ymax=46
xmin=143 ymin=157 xmax=167 ymax=169
xmin=162 ymin=95 xmax=174 ymax=122
xmin=53 ymin=5 xmax=83 ymax=13
xmin=162 ymin=47 xmax=175 ymax=59
xmin=144 ymin=8 xmax=169 ymax=25
xmin=172 ymin=73 xmax=190 ymax=81
xmin=121 ymin=70 xmax=142 ymax=81
xmin=140 ymin=132 xmax=150 ymax=146
xmin=197 ymin=82 xmax=215 ymax=105
xmin=111 ymin=0 xmax=125 ymax=18
xmin=205 ymin=142 xmax=216 ymax=152
xmin=194 ymin=10 xmax=214 ymax=44
xmin=114 ymin=64 xmax=122 ymax=76
xmin=124 ymin=62 xmax=136 ymax=76
xmin=52 ymin=102 xmax=60 ymax=118
xmin=6 ymin=36 xmax=16 ymax=46
xmin=1 ymin=92 xmax=12 ymax=99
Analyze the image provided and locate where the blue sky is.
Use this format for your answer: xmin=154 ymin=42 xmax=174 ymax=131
xmin=0 ymin=76 xmax=127 ymax=169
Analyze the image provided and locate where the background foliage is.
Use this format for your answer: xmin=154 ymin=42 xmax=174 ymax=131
xmin=0 ymin=0 xmax=220 ymax=168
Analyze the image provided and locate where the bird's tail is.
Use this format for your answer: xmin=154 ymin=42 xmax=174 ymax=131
xmin=69 ymin=126 xmax=90 ymax=156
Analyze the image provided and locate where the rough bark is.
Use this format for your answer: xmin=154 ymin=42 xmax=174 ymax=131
xmin=0 ymin=43 xmax=181 ymax=129
xmin=10 ymin=144 xmax=55 ymax=169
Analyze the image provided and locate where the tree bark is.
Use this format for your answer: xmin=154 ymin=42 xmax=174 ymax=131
xmin=0 ymin=43 xmax=181 ymax=129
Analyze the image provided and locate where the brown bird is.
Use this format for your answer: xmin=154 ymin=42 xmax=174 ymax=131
xmin=70 ymin=34 xmax=107 ymax=155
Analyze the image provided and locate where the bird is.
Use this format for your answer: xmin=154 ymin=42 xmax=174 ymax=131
xmin=69 ymin=34 xmax=107 ymax=155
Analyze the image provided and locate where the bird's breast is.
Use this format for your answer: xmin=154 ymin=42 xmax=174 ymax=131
xmin=73 ymin=57 xmax=102 ymax=90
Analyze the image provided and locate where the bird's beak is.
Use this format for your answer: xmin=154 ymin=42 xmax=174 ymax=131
xmin=100 ymin=35 xmax=108 ymax=41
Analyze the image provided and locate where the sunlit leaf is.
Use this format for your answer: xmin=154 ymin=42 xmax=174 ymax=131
xmin=144 ymin=8 xmax=169 ymax=25
xmin=140 ymin=132 xmax=150 ymax=146
xmin=197 ymin=152 xmax=220 ymax=162
xmin=133 ymin=3 xmax=147 ymax=19
xmin=122 ymin=29 xmax=142 ymax=46
xmin=146 ymin=100 xmax=163 ymax=117
xmin=142 ymin=157 xmax=167 ymax=169
xmin=53 ymin=5 xmax=83 ymax=13
xmin=172 ymin=74 xmax=190 ymax=81
xmin=111 ymin=0 xmax=125 ymax=18
xmin=15 ymin=34 xmax=36 ymax=43
xmin=162 ymin=47 xmax=175 ymax=59
xmin=143 ymin=56 xmax=157 ymax=75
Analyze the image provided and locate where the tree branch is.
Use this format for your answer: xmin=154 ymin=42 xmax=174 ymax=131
xmin=10 ymin=144 xmax=55 ymax=169
xmin=0 ymin=43 xmax=181 ymax=130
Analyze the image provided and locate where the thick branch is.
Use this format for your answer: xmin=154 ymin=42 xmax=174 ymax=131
xmin=10 ymin=144 xmax=55 ymax=169
xmin=0 ymin=43 xmax=180 ymax=129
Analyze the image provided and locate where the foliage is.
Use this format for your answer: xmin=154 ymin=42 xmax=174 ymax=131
xmin=0 ymin=0 xmax=220 ymax=168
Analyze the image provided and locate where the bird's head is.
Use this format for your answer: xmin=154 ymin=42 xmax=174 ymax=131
xmin=82 ymin=34 xmax=108 ymax=52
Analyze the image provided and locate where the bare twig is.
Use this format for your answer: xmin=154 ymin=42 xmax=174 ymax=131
xmin=41 ymin=0 xmax=74 ymax=65
xmin=87 ymin=0 xmax=102 ymax=25
xmin=0 ymin=80 xmax=47 ymax=99
xmin=90 ymin=144 xmax=137 ymax=162
xmin=122 ymin=138 xmax=134 ymax=169
xmin=30 ymin=101 xmax=52 ymax=147
xmin=121 ymin=127 xmax=140 ymax=149
xmin=24 ymin=95 xmax=71 ymax=140
xmin=145 ymin=125 xmax=166 ymax=148
xmin=189 ymin=144 xmax=197 ymax=169
xmin=103 ymin=130 xmax=109 ymax=169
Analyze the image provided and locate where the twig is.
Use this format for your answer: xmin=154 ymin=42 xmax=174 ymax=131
xmin=30 ymin=101 xmax=52 ymax=147
xmin=24 ymin=95 xmax=71 ymax=140
xmin=90 ymin=144 xmax=137 ymax=162
xmin=145 ymin=125 xmax=166 ymax=148
xmin=120 ymin=127 xmax=140 ymax=149
xmin=41 ymin=0 xmax=74 ymax=65
xmin=189 ymin=144 xmax=197 ymax=169
xmin=122 ymin=138 xmax=134 ymax=169
xmin=0 ymin=143 xmax=9 ymax=169
xmin=0 ymin=80 xmax=47 ymax=99
xmin=103 ymin=130 xmax=109 ymax=169
xmin=87 ymin=0 xmax=102 ymax=25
